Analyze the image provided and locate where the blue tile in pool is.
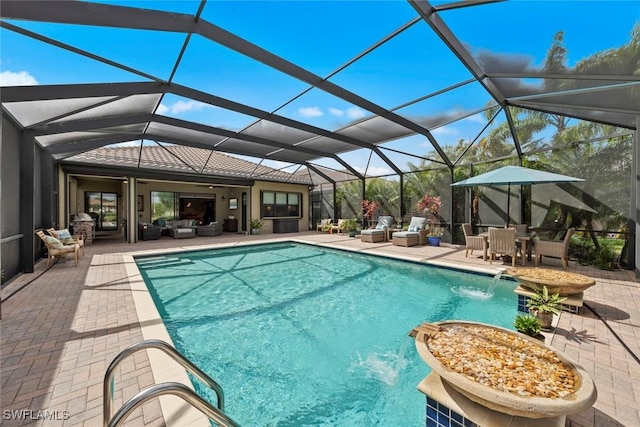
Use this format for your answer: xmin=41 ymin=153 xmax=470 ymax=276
xmin=517 ymin=294 xmax=529 ymax=312
xmin=425 ymin=398 xmax=478 ymax=427
xmin=519 ymin=294 xmax=582 ymax=314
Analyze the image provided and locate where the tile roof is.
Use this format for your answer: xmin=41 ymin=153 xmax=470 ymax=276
xmin=67 ymin=145 xmax=312 ymax=184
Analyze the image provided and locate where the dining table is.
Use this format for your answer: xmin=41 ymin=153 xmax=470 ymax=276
xmin=478 ymin=231 xmax=536 ymax=264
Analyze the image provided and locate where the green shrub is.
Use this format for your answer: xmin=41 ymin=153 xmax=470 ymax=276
xmin=513 ymin=314 xmax=542 ymax=337
xmin=594 ymin=240 xmax=617 ymax=270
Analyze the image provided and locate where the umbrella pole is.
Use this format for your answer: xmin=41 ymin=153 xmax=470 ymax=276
xmin=506 ymin=183 xmax=511 ymax=227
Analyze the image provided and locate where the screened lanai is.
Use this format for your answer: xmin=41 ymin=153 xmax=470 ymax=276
xmin=1 ymin=0 xmax=639 ymax=279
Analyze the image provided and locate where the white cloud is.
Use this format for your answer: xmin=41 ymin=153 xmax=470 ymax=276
xmin=156 ymin=100 xmax=210 ymax=115
xmin=467 ymin=113 xmax=486 ymax=124
xmin=0 ymin=70 xmax=38 ymax=86
xmin=353 ymin=165 xmax=392 ymax=176
xmin=346 ymin=107 xmax=366 ymax=119
xmin=156 ymin=103 xmax=169 ymax=115
xmin=170 ymin=100 xmax=209 ymax=114
xmin=298 ymin=106 xmax=324 ymax=118
xmin=431 ymin=125 xmax=459 ymax=136
xmin=328 ymin=108 xmax=344 ymax=117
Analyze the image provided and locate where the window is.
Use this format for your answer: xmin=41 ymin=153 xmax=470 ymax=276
xmin=151 ymin=191 xmax=178 ymax=223
xmin=261 ymin=191 xmax=301 ymax=218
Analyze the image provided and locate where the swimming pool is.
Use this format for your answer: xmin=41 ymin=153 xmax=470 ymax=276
xmin=137 ymin=242 xmax=517 ymax=426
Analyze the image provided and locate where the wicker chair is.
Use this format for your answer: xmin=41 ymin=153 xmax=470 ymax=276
xmin=488 ymin=227 xmax=521 ymax=266
xmin=361 ymin=216 xmax=393 ymax=243
xmin=392 ymin=217 xmax=427 ymax=247
xmin=535 ymin=228 xmax=575 ymax=269
xmin=138 ymin=223 xmax=162 ymax=240
xmin=462 ymin=223 xmax=485 ymax=258
xmin=36 ymin=230 xmax=79 ymax=267
xmin=197 ymin=222 xmax=222 ymax=237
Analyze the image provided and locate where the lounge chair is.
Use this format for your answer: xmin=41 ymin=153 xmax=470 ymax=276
xmin=392 ymin=217 xmax=427 ymax=247
xmin=36 ymin=230 xmax=79 ymax=267
xmin=535 ymin=228 xmax=575 ymax=269
xmin=360 ymin=216 xmax=393 ymax=243
xmin=197 ymin=222 xmax=222 ymax=237
xmin=46 ymin=227 xmax=84 ymax=256
xmin=488 ymin=227 xmax=521 ymax=266
xmin=316 ymin=218 xmax=332 ymax=232
xmin=462 ymin=223 xmax=485 ymax=258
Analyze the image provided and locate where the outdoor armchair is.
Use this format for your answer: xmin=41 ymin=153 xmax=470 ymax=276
xmin=197 ymin=222 xmax=222 ymax=237
xmin=36 ymin=230 xmax=79 ymax=267
xmin=316 ymin=218 xmax=332 ymax=232
xmin=138 ymin=222 xmax=162 ymax=240
xmin=47 ymin=227 xmax=84 ymax=256
xmin=462 ymin=223 xmax=485 ymax=258
xmin=535 ymin=228 xmax=575 ymax=269
xmin=330 ymin=219 xmax=346 ymax=234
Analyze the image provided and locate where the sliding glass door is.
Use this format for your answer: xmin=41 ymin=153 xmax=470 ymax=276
xmin=85 ymin=192 xmax=119 ymax=231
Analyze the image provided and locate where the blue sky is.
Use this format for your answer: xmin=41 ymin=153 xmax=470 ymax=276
xmin=1 ymin=0 xmax=638 ymax=176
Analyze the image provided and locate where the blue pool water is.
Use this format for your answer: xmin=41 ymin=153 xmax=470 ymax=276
xmin=137 ymin=242 xmax=518 ymax=426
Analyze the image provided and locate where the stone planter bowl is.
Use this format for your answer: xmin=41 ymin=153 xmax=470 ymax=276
xmin=507 ymin=267 xmax=596 ymax=296
xmin=414 ymin=321 xmax=597 ymax=419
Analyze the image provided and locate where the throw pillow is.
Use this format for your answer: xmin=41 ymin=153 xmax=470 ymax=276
xmin=43 ymin=235 xmax=63 ymax=249
xmin=55 ymin=228 xmax=72 ymax=239
xmin=408 ymin=226 xmax=416 ymax=232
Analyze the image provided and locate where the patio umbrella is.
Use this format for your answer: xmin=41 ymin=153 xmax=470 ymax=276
xmin=451 ymin=165 xmax=585 ymax=226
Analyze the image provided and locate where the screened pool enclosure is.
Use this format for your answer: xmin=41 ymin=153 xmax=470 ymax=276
xmin=1 ymin=0 xmax=638 ymax=278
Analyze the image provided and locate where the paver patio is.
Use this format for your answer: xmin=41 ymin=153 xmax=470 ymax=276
xmin=1 ymin=231 xmax=638 ymax=426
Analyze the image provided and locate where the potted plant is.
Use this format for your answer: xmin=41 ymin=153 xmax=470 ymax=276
xmin=249 ymin=218 xmax=264 ymax=235
xmin=513 ymin=314 xmax=543 ymax=339
xmin=416 ymin=194 xmax=442 ymax=246
xmin=341 ymin=218 xmax=359 ymax=237
xmin=526 ymin=285 xmax=567 ymax=329
xmin=362 ymin=199 xmax=378 ymax=228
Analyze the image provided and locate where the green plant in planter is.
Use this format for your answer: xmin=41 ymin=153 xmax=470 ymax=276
xmin=341 ymin=218 xmax=359 ymax=237
xmin=249 ymin=218 xmax=264 ymax=234
xmin=513 ymin=314 xmax=542 ymax=337
xmin=526 ymin=285 xmax=567 ymax=315
xmin=526 ymin=285 xmax=567 ymax=329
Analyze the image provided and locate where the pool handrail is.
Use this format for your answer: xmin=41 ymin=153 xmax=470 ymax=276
xmin=107 ymin=382 xmax=239 ymax=427
xmin=103 ymin=339 xmax=227 ymax=427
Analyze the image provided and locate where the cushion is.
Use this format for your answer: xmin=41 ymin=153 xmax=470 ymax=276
xmin=408 ymin=217 xmax=427 ymax=229
xmin=375 ymin=223 xmax=387 ymax=230
xmin=43 ymin=235 xmax=64 ymax=249
xmin=55 ymin=228 xmax=72 ymax=239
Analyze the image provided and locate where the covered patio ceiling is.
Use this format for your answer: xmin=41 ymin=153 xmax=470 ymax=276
xmin=1 ymin=0 xmax=638 ymax=186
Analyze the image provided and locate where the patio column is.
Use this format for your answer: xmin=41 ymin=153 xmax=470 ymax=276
xmin=126 ymin=177 xmax=138 ymax=243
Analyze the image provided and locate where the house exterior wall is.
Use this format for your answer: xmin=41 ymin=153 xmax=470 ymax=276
xmin=250 ymin=181 xmax=310 ymax=234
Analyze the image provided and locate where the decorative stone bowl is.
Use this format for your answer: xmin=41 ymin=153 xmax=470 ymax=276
xmin=507 ymin=267 xmax=596 ymax=296
xmin=413 ymin=321 xmax=597 ymax=419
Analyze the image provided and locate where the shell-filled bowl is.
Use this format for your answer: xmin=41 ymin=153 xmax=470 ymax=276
xmin=414 ymin=321 xmax=597 ymax=419
xmin=507 ymin=268 xmax=595 ymax=295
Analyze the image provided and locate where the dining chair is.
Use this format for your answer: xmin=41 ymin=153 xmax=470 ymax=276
xmin=488 ymin=227 xmax=520 ymax=266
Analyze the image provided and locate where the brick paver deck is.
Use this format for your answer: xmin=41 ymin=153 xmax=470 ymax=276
xmin=1 ymin=231 xmax=638 ymax=426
